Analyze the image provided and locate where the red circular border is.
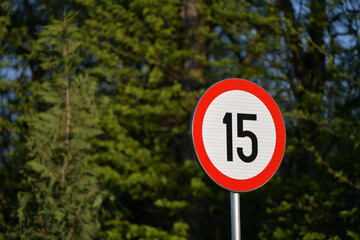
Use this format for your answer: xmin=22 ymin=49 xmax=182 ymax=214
xmin=191 ymin=79 xmax=286 ymax=192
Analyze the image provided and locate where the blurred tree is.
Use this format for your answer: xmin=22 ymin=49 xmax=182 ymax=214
xmin=0 ymin=1 xmax=37 ymax=238
xmin=0 ymin=0 xmax=79 ymax=237
xmin=77 ymin=0 xmax=204 ymax=238
xmin=8 ymin=13 xmax=104 ymax=239
xmin=76 ymin=0 xmax=280 ymax=239
xmin=257 ymin=0 xmax=360 ymax=239
xmin=1 ymin=0 xmax=359 ymax=239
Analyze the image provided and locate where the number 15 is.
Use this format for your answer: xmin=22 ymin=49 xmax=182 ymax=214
xmin=223 ymin=113 xmax=258 ymax=163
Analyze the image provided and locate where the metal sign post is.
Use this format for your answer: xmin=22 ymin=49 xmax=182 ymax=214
xmin=231 ymin=192 xmax=240 ymax=240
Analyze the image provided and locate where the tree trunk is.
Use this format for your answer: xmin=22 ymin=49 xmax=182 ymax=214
xmin=181 ymin=0 xmax=205 ymax=89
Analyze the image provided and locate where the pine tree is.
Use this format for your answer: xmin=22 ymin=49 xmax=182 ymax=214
xmin=258 ymin=0 xmax=360 ymax=239
xmin=2 ymin=1 xmax=359 ymax=239
xmin=0 ymin=1 xmax=39 ymax=238
xmin=9 ymin=13 xmax=104 ymax=239
xmin=77 ymin=0 xmax=278 ymax=239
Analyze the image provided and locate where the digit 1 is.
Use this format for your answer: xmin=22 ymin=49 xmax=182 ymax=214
xmin=223 ymin=112 xmax=233 ymax=161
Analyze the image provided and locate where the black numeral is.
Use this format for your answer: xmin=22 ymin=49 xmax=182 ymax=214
xmin=223 ymin=112 xmax=233 ymax=162
xmin=223 ymin=113 xmax=258 ymax=162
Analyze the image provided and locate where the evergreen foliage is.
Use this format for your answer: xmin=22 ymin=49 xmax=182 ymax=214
xmin=257 ymin=0 xmax=360 ymax=239
xmin=79 ymin=1 xmax=204 ymax=238
xmin=8 ymin=13 xmax=103 ymax=239
xmin=0 ymin=0 xmax=359 ymax=239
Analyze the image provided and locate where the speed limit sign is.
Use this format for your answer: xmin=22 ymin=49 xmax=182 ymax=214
xmin=191 ymin=79 xmax=286 ymax=192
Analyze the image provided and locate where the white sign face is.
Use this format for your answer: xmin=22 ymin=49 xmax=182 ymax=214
xmin=202 ymin=90 xmax=276 ymax=180
xmin=191 ymin=79 xmax=286 ymax=192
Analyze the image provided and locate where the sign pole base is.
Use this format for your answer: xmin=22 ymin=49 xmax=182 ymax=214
xmin=231 ymin=192 xmax=241 ymax=240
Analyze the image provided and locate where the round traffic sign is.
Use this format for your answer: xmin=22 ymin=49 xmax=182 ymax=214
xmin=191 ymin=79 xmax=286 ymax=192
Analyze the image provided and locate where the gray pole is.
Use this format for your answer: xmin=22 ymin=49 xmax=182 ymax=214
xmin=231 ymin=192 xmax=241 ymax=240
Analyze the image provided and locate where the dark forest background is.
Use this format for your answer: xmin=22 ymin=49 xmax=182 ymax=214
xmin=0 ymin=0 xmax=359 ymax=239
